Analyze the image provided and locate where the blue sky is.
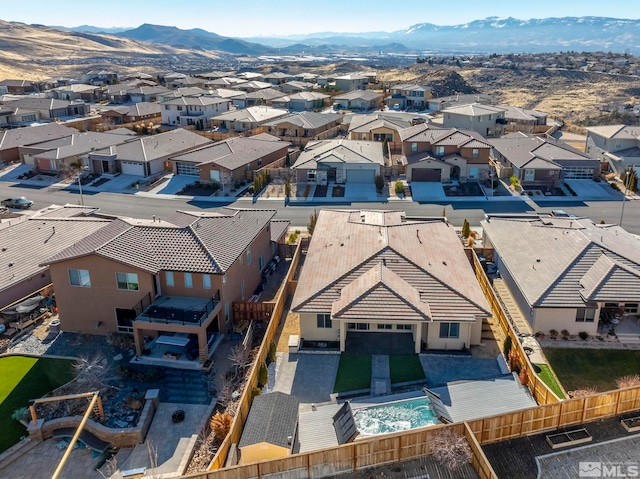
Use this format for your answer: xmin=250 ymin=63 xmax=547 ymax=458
xmin=2 ymin=0 xmax=637 ymax=37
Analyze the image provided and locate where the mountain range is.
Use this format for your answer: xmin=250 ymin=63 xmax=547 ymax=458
xmin=59 ymin=16 xmax=640 ymax=55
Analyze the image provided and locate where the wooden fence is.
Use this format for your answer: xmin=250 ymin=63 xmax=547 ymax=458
xmin=232 ymin=302 xmax=275 ymax=322
xmin=207 ymin=241 xmax=303 ymax=470
xmin=472 ymin=252 xmax=561 ymax=405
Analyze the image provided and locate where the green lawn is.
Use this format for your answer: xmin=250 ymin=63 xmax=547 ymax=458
xmin=0 ymin=356 xmax=75 ymax=453
xmin=389 ymin=354 xmax=426 ymax=384
xmin=543 ymin=348 xmax=640 ymax=393
xmin=533 ymin=363 xmax=565 ymax=399
xmin=333 ymin=354 xmax=372 ymax=393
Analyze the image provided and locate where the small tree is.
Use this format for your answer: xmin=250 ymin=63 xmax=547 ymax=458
xmin=258 ymin=362 xmax=268 ymax=387
xmin=382 ymin=139 xmax=390 ymax=159
xmin=503 ymin=335 xmax=512 ymax=358
xmin=441 ymin=207 xmax=446 ymax=217
xmin=285 ymin=152 xmax=291 ymax=167
xmin=375 ymin=174 xmax=385 ymax=192
xmin=284 ymin=177 xmax=291 ymax=198
xmin=431 ymin=428 xmax=472 ymax=470
xmin=307 ymin=209 xmax=318 ymax=236
xmin=394 ymin=181 xmax=404 ymax=195
xmin=621 ymin=167 xmax=638 ymax=192
xmin=461 ymin=219 xmax=471 ymax=239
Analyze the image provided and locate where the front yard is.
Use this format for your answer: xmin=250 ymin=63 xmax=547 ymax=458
xmin=543 ymin=348 xmax=640 ymax=393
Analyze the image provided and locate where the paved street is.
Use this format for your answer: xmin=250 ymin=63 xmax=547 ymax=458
xmin=1 ymin=181 xmax=640 ymax=232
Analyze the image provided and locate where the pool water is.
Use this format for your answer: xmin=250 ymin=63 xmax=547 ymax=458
xmin=353 ymin=397 xmax=441 ymax=436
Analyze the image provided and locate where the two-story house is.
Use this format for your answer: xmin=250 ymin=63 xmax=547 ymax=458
xmin=585 ymin=125 xmax=640 ymax=176
xmin=43 ymin=208 xmax=287 ymax=367
xmin=334 ymin=74 xmax=369 ymax=92
xmin=386 ymin=84 xmax=433 ymax=110
xmin=160 ymin=97 xmax=231 ymax=127
xmin=399 ymin=124 xmax=493 ymax=182
xmin=263 ymin=112 xmax=343 ymax=146
xmin=441 ymin=103 xmax=507 ymax=137
xmin=210 ymin=106 xmax=289 ymax=133
xmin=332 ymin=90 xmax=384 ymax=112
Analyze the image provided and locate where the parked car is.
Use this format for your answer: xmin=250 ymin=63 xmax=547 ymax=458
xmin=1 ymin=197 xmax=33 ymax=209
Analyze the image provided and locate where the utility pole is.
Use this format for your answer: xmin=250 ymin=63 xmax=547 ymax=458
xmin=619 ymin=170 xmax=632 ymax=227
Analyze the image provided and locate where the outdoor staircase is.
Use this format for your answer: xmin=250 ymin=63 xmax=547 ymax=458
xmin=159 ymin=369 xmax=211 ymax=405
xmin=482 ymin=317 xmax=502 ymax=342
xmin=492 ymin=279 xmax=533 ymax=336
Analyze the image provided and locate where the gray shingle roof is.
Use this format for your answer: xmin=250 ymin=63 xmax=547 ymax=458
xmin=0 ymin=123 xmax=78 ymax=151
xmin=482 ymin=216 xmax=640 ymax=308
xmin=489 ymin=135 xmax=593 ymax=169
xmin=333 ymin=90 xmax=382 ymax=101
xmin=238 ymin=392 xmax=299 ymax=449
xmin=263 ymin=112 xmax=342 ymax=130
xmin=212 ymin=106 xmax=289 ymax=123
xmin=292 ymin=210 xmax=490 ymax=322
xmin=586 ymin=124 xmax=640 ymax=140
xmin=44 ymin=208 xmax=277 ymax=274
xmin=291 ymin=139 xmax=385 ymax=169
xmin=270 ymin=220 xmax=290 ymax=243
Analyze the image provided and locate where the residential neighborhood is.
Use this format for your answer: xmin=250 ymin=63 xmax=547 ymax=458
xmin=0 ymin=22 xmax=640 ymax=479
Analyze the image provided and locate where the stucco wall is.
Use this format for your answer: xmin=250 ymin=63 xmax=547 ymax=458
xmin=532 ymin=307 xmax=599 ymax=336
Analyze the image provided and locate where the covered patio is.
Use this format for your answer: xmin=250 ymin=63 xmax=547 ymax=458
xmin=344 ymin=331 xmax=415 ymax=355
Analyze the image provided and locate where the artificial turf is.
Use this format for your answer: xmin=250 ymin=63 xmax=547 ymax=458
xmin=0 ymin=355 xmax=75 ymax=453
xmin=533 ymin=363 xmax=565 ymax=399
xmin=389 ymin=354 xmax=426 ymax=384
xmin=333 ymin=354 xmax=372 ymax=393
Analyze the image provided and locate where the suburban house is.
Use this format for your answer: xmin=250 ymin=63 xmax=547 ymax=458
xmin=232 ymin=81 xmax=273 ymax=93
xmin=169 ymin=134 xmax=289 ymax=183
xmin=0 ymin=204 xmax=107 ymax=311
xmin=263 ymin=112 xmax=343 ymax=146
xmin=334 ymin=74 xmax=369 ymax=92
xmin=207 ymin=77 xmax=248 ymax=89
xmin=386 ymin=84 xmax=433 ymax=110
xmin=333 ymin=90 xmax=384 ymax=111
xmin=240 ymin=88 xmax=288 ymax=108
xmin=291 ymin=139 xmax=385 ymax=185
xmin=2 ymin=97 xmax=90 ymax=120
xmin=489 ymin=133 xmax=601 ymax=189
xmin=277 ymin=81 xmax=315 ymax=94
xmin=210 ymin=106 xmax=289 ymax=133
xmin=43 ymin=208 xmax=285 ymax=365
xmin=0 ymin=105 xmax=40 ymax=128
xmin=499 ymin=105 xmax=549 ymax=133
xmin=585 ymin=125 xmax=640 ymax=176
xmin=160 ymin=96 xmax=231 ymax=127
xmin=127 ymin=86 xmax=172 ymax=103
xmin=48 ymin=84 xmax=101 ymax=102
xmin=286 ymin=91 xmax=329 ymax=111
xmin=441 ymin=103 xmax=507 ymax=137
xmin=0 ymin=79 xmax=38 ymax=94
xmin=428 ymin=94 xmax=497 ymax=112
xmin=89 ymin=129 xmax=212 ymax=177
xmin=157 ymin=87 xmax=206 ymax=102
xmin=22 ymin=130 xmax=137 ymax=173
xmin=98 ymin=102 xmax=162 ymax=126
xmin=262 ymin=72 xmax=289 ymax=85
xmin=238 ymin=392 xmax=299 ymax=465
xmin=291 ymin=210 xmax=491 ymax=353
xmin=167 ymin=76 xmax=207 ymax=90
xmin=0 ymin=123 xmax=78 ymax=162
xmin=481 ymin=214 xmax=640 ymax=336
xmin=399 ymin=124 xmax=492 ymax=182
xmin=348 ymin=113 xmax=414 ymax=143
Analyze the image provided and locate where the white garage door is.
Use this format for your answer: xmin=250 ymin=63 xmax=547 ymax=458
xmin=121 ymin=162 xmax=145 ymax=176
xmin=346 ymin=169 xmax=375 ymax=183
xmin=176 ymin=162 xmax=199 ymax=176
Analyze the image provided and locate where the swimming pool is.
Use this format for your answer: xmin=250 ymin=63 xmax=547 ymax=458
xmin=353 ymin=397 xmax=441 ymax=436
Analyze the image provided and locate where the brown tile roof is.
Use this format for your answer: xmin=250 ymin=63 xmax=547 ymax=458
xmin=292 ymin=210 xmax=490 ymax=322
xmin=44 ymin=208 xmax=277 ymax=274
xmin=270 ymin=220 xmax=290 ymax=243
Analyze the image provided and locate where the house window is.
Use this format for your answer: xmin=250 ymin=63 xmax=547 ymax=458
xmin=241 ymin=280 xmax=246 ymax=300
xmin=257 ymin=160 xmax=262 ymax=167
xmin=246 ymin=246 xmax=252 ymax=265
xmin=624 ymin=303 xmax=638 ymax=314
xmin=355 ymin=323 xmax=369 ymax=330
xmin=524 ymin=169 xmax=535 ymax=182
xmin=165 ymin=105 xmax=170 ymax=110
xmin=116 ymin=272 xmax=139 ymax=291
xmin=203 ymin=274 xmax=211 ymax=289
xmin=472 ymin=149 xmax=479 ymax=159
xmin=259 ymin=254 xmax=265 ymax=270
xmin=307 ymin=170 xmax=316 ymax=182
xmin=439 ymin=322 xmax=460 ymax=338
xmin=166 ymin=271 xmax=174 ymax=287
xmin=575 ymin=308 xmax=596 ymax=322
xmin=411 ymin=142 xmax=418 ymax=153
xmin=615 ymin=140 xmax=622 ymax=150
xmin=478 ymin=116 xmax=483 ymax=122
xmin=184 ymin=272 xmax=193 ymax=288
xmin=377 ymin=324 xmax=392 ymax=330
xmin=435 ymin=146 xmax=445 ymax=156
xmin=317 ymin=313 xmax=332 ymax=328
xmin=68 ymin=269 xmax=91 ymax=287
xmin=396 ymin=324 xmax=412 ymax=330
xmin=177 ymin=106 xmax=183 ymax=111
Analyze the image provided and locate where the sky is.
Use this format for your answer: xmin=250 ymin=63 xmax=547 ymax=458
xmin=2 ymin=0 xmax=638 ymax=37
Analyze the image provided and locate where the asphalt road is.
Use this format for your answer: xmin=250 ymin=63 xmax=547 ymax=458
xmin=3 ymin=182 xmax=640 ymax=233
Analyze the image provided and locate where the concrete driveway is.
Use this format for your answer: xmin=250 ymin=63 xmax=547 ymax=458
xmin=345 ymin=183 xmax=377 ymax=201
xmin=564 ymin=179 xmax=616 ymax=199
xmin=274 ymin=352 xmax=340 ymax=407
xmin=410 ymin=182 xmax=445 ymax=201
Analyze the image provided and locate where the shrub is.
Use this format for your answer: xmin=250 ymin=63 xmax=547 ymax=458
xmin=578 ymin=331 xmax=589 ymax=340
xmin=268 ymin=341 xmax=277 ymax=364
xmin=461 ymin=219 xmax=470 ymax=238
xmin=247 ymin=185 xmax=255 ymax=194
xmin=307 ymin=209 xmax=318 ymax=236
xmin=375 ymin=174 xmax=385 ymax=191
xmin=210 ymin=411 xmax=232 ymax=440
xmin=610 ymin=182 xmax=621 ymax=192
xmin=431 ymin=428 xmax=472 ymax=470
xmin=561 ymin=329 xmax=570 ymax=339
xmin=549 ymin=329 xmax=558 ymax=338
xmin=258 ymin=362 xmax=268 ymax=387
xmin=284 ymin=177 xmax=291 ymax=198
xmin=608 ymin=325 xmax=616 ymax=336
xmin=251 ymin=387 xmax=262 ymax=398
xmin=394 ymin=181 xmax=404 ymax=194
xmin=569 ymin=387 xmax=598 ymax=398
xmin=616 ymin=374 xmax=640 ymax=389
xmin=503 ymin=335 xmax=512 ymax=358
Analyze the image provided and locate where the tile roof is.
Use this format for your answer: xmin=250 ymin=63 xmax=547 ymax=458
xmin=348 ymin=114 xmax=410 ymax=133
xmin=160 ymin=96 xmax=228 ymax=107
xmin=482 ymin=216 xmax=640 ymax=308
xmin=171 ymin=135 xmax=289 ymax=170
xmin=270 ymin=220 xmax=290 ymax=243
xmin=442 ymin=103 xmax=506 ymax=116
xmin=239 ymin=392 xmax=299 ymax=449
xmin=244 ymin=88 xmax=288 ymax=101
xmin=31 ymin=131 xmax=135 ymax=160
xmin=44 ymin=208 xmax=277 ymax=274
xmin=292 ymin=210 xmax=490 ymax=323
xmin=333 ymin=90 xmax=383 ymax=101
xmin=289 ymin=91 xmax=329 ymax=101
xmin=0 ymin=123 xmax=78 ymax=151
xmin=0 ymin=208 xmax=110 ymax=297
xmin=586 ymin=124 xmax=640 ymax=139
xmin=291 ymin=139 xmax=385 ymax=170
xmin=489 ymin=135 xmax=593 ymax=169
xmin=4 ymin=97 xmax=75 ymax=111
xmin=263 ymin=112 xmax=342 ymax=129
xmin=212 ymin=106 xmax=289 ymax=124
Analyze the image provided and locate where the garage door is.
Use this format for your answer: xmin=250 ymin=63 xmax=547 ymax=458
xmin=176 ymin=161 xmax=199 ymax=176
xmin=346 ymin=169 xmax=375 ymax=183
xmin=411 ymin=168 xmax=441 ymax=182
xmin=121 ymin=162 xmax=145 ymax=176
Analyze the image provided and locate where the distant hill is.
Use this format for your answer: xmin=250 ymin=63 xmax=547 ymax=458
xmin=117 ymin=24 xmax=274 ymax=55
xmin=51 ymin=24 xmax=131 ymax=34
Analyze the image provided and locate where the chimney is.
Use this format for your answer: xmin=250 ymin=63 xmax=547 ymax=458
xmin=152 ymin=215 xmax=156 ymax=223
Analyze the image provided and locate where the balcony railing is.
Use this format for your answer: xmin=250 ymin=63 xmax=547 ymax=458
xmin=134 ymin=293 xmax=219 ymax=327
xmin=180 ymin=110 xmax=205 ymax=116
